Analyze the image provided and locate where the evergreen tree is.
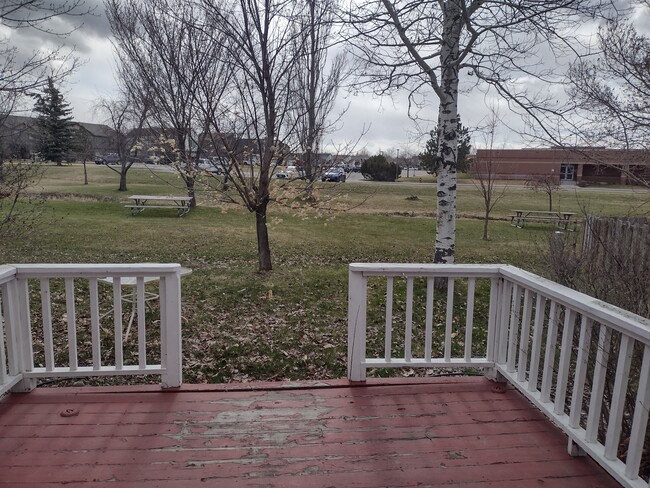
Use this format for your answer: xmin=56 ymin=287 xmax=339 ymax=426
xmin=33 ymin=77 xmax=74 ymax=165
xmin=361 ymin=154 xmax=401 ymax=181
xmin=419 ymin=119 xmax=471 ymax=174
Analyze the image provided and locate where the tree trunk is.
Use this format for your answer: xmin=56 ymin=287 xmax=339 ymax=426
xmin=482 ymin=209 xmax=489 ymax=240
xmin=119 ymin=170 xmax=128 ymax=191
xmin=255 ymin=203 xmax=272 ymax=272
xmin=187 ymin=176 xmax=196 ymax=208
xmin=433 ymin=0 xmax=462 ymax=264
xmin=83 ymin=160 xmax=88 ymax=185
xmin=548 ymin=193 xmax=553 ymax=211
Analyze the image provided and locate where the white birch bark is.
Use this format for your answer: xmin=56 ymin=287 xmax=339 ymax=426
xmin=434 ymin=0 xmax=462 ymax=264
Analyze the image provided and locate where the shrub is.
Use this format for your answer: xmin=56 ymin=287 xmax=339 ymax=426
xmin=361 ymin=155 xmax=401 ymax=182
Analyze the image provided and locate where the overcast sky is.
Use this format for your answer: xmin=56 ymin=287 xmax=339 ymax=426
xmin=7 ymin=1 xmax=650 ymax=155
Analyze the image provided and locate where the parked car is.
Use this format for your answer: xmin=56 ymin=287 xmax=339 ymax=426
xmin=95 ymin=153 xmax=120 ymax=165
xmin=198 ymin=159 xmax=222 ymax=174
xmin=322 ymin=167 xmax=346 ymax=182
xmin=286 ymin=165 xmax=306 ymax=179
xmin=276 ymin=165 xmax=303 ymax=179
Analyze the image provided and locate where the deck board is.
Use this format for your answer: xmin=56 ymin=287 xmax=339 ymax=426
xmin=0 ymin=377 xmax=619 ymax=487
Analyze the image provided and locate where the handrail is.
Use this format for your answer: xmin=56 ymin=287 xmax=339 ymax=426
xmin=348 ymin=263 xmax=650 ymax=488
xmin=0 ymin=263 xmax=183 ymax=395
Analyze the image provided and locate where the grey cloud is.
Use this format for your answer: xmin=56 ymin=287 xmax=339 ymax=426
xmin=2 ymin=0 xmax=110 ymax=57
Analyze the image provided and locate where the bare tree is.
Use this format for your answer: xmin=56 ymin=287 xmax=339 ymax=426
xmin=526 ymin=174 xmax=562 ymax=211
xmin=71 ymin=125 xmax=94 ymax=184
xmin=346 ymin=0 xmax=612 ymax=264
xmin=0 ymin=1 xmax=88 ymax=125
xmin=0 ymin=0 xmax=88 ymax=234
xmin=564 ymin=11 xmax=650 ymax=188
xmin=107 ymin=0 xmax=221 ymax=207
xmin=291 ymin=0 xmax=346 ymax=190
xmin=472 ymin=108 xmax=508 ymax=241
xmin=0 ymin=161 xmax=44 ymax=238
xmin=95 ymin=96 xmax=149 ymax=192
xmin=200 ymin=0 xmax=307 ymax=272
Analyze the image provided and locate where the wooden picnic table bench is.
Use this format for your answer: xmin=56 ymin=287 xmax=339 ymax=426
xmin=126 ymin=195 xmax=192 ymax=217
xmin=510 ymin=209 xmax=577 ymax=231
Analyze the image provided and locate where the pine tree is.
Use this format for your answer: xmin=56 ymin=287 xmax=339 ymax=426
xmin=33 ymin=77 xmax=74 ymax=165
xmin=419 ymin=119 xmax=472 ymax=174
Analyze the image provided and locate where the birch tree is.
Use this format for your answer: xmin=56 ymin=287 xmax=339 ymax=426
xmin=347 ymin=0 xmax=610 ymax=263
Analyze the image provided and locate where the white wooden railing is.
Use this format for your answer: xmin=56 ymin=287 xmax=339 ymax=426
xmin=0 ymin=263 xmax=183 ymax=395
xmin=348 ymin=263 xmax=650 ymax=488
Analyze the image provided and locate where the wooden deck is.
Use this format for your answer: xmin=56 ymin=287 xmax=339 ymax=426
xmin=0 ymin=377 xmax=619 ymax=487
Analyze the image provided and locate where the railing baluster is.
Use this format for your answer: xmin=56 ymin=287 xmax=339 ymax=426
xmin=137 ymin=277 xmax=146 ymax=369
xmin=486 ymin=278 xmax=499 ymax=362
xmin=385 ymin=277 xmax=393 ymax=362
xmin=604 ymin=334 xmax=635 ymax=460
xmin=0 ymin=292 xmax=7 ymax=384
xmin=624 ymin=344 xmax=650 ymax=478
xmin=527 ymin=294 xmax=545 ymax=392
xmin=40 ymin=279 xmax=54 ymax=371
xmin=444 ymin=278 xmax=455 ymax=362
xmin=540 ymin=301 xmax=559 ymax=403
xmin=113 ymin=278 xmax=123 ymax=370
xmin=554 ymin=309 xmax=577 ymax=415
xmin=497 ymin=280 xmax=513 ymax=364
xmin=464 ymin=278 xmax=476 ymax=362
xmin=507 ymin=284 xmax=521 ymax=373
xmin=89 ymin=278 xmax=101 ymax=370
xmin=425 ymin=277 xmax=434 ymax=362
xmin=64 ymin=278 xmax=78 ymax=371
xmin=517 ymin=289 xmax=533 ymax=382
xmin=586 ymin=325 xmax=612 ymax=443
xmin=569 ymin=316 xmax=593 ymax=428
xmin=405 ymin=277 xmax=414 ymax=361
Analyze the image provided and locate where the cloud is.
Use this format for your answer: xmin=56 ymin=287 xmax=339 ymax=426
xmin=11 ymin=1 xmax=649 ymax=153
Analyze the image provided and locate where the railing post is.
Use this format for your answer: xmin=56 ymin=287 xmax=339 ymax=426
xmin=485 ymin=277 xmax=505 ymax=382
xmin=348 ymin=266 xmax=367 ymax=382
xmin=8 ymin=276 xmax=37 ymax=392
xmin=160 ymin=270 xmax=182 ymax=388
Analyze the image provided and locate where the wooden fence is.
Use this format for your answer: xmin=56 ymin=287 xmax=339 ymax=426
xmin=581 ymin=216 xmax=650 ymax=318
xmin=583 ymin=216 xmax=650 ymax=260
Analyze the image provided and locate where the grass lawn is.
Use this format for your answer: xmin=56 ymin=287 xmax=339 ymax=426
xmin=3 ymin=163 xmax=648 ymax=384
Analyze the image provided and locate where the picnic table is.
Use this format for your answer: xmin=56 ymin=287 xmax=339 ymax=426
xmin=126 ymin=195 xmax=192 ymax=217
xmin=510 ymin=209 xmax=577 ymax=231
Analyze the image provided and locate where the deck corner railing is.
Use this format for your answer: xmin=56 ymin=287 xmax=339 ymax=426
xmin=0 ymin=263 xmax=184 ymax=395
xmin=348 ymin=262 xmax=650 ymax=488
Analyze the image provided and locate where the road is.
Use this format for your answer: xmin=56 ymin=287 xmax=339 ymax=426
xmin=105 ymin=163 xmax=647 ymax=193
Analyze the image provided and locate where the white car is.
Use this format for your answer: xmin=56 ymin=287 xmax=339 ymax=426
xmin=198 ymin=159 xmax=222 ymax=174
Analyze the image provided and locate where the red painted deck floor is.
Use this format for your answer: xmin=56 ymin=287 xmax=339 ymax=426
xmin=0 ymin=376 xmax=619 ymax=487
